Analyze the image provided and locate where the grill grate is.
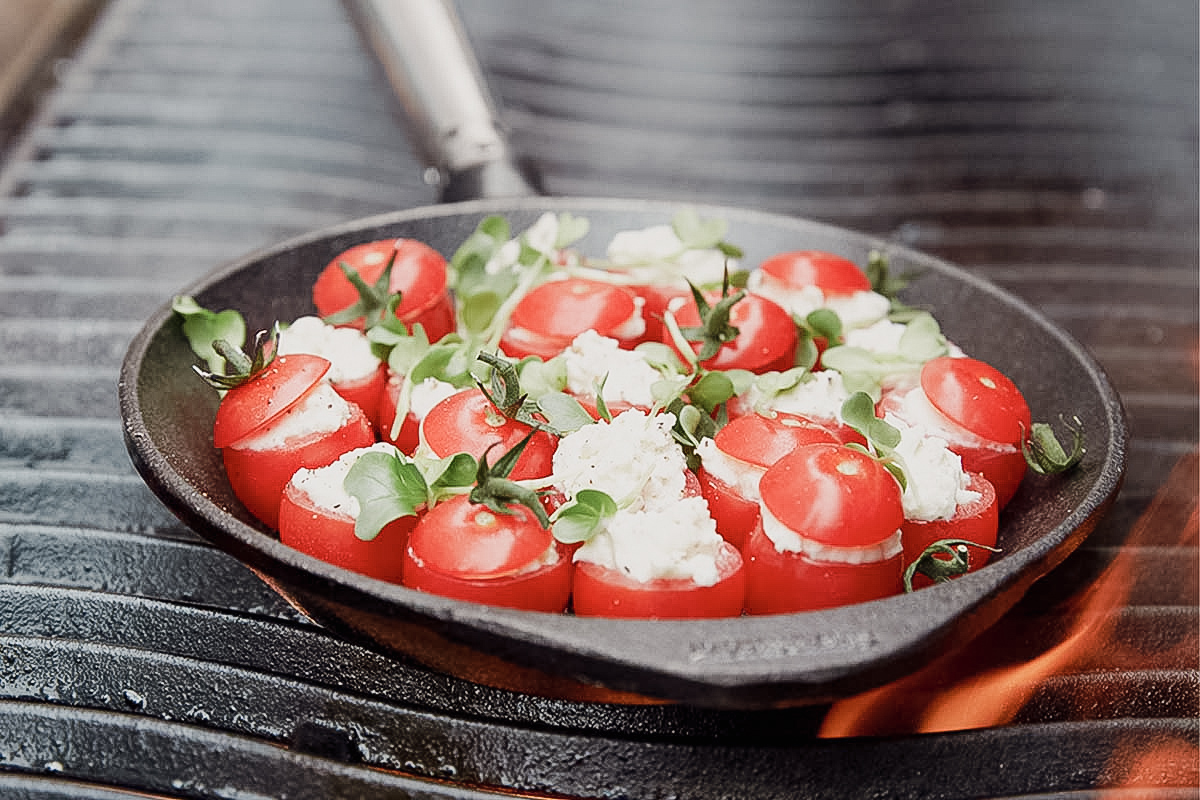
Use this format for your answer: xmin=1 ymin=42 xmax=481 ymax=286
xmin=0 ymin=0 xmax=1196 ymax=796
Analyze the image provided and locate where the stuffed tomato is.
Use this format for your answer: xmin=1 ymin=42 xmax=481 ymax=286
xmin=499 ymin=277 xmax=646 ymax=360
xmin=279 ymin=443 xmax=416 ymax=583
xmin=213 ymin=352 xmax=374 ymax=529
xmin=277 ymin=315 xmax=387 ymax=430
xmin=744 ymin=443 xmax=905 ymax=614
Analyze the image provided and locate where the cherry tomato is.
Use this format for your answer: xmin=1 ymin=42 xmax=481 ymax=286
xmin=697 ymin=412 xmax=841 ymax=549
xmin=744 ymin=443 xmax=905 ymax=614
xmin=278 ymin=477 xmax=416 ymax=583
xmin=402 ymin=494 xmax=572 ymax=612
xmin=330 ymin=362 xmax=388 ymax=433
xmin=212 ymin=353 xmax=330 ymax=449
xmin=901 ymin=472 xmax=998 ymax=587
xmin=667 ymin=291 xmax=797 ymax=374
xmin=758 ymin=250 xmax=871 ymax=295
xmin=313 ymin=238 xmax=455 ymax=341
xmin=627 ymin=282 xmax=688 ymax=344
xmin=377 ymin=373 xmax=421 ymax=453
xmin=571 ymin=540 xmax=746 ymax=619
xmin=501 ymin=278 xmax=644 ymax=360
xmin=419 ymin=389 xmax=556 ymax=481
xmin=920 ymin=356 xmax=1031 ymax=445
xmin=222 ymin=398 xmax=375 ymax=529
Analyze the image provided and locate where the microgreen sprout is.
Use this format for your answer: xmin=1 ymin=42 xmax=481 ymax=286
xmin=1022 ymin=415 xmax=1086 ymax=475
xmin=903 ymin=538 xmax=1002 ymax=592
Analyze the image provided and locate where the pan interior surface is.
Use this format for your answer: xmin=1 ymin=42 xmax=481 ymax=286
xmin=120 ymin=198 xmax=1125 ymax=707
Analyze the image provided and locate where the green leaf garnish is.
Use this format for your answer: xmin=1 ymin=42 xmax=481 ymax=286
xmin=840 ymin=391 xmax=907 ymax=489
xmin=1022 ymin=416 xmax=1086 ymax=475
xmin=172 ymin=295 xmax=247 ymax=375
xmin=903 ymin=538 xmax=1002 ymax=592
xmin=343 ymin=450 xmax=430 ymax=541
xmin=551 ymin=489 xmax=618 ymax=544
xmin=671 ymin=208 xmax=744 ymax=258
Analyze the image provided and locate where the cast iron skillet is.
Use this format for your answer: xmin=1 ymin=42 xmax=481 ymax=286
xmin=117 ymin=1 xmax=1126 ymax=709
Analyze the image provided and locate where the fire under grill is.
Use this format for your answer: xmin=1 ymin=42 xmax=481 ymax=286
xmin=0 ymin=0 xmax=1197 ymax=797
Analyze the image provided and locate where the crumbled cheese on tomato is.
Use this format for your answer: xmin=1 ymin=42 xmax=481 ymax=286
xmin=290 ymin=442 xmax=401 ymax=517
xmin=886 ymin=385 xmax=997 ymax=450
xmin=760 ymin=504 xmax=904 ymax=564
xmin=574 ymin=496 xmax=725 ymax=586
xmin=744 ymin=369 xmax=851 ymax=422
xmin=409 ymin=377 xmax=462 ymax=420
xmin=747 ymin=274 xmax=890 ymax=329
xmin=695 ymin=437 xmax=765 ymax=501
xmin=234 ymin=382 xmax=352 ymax=451
xmin=485 ymin=212 xmax=559 ymax=275
xmin=605 ymin=224 xmax=734 ymax=286
xmin=563 ymin=330 xmax=660 ymax=406
xmin=551 ymin=409 xmax=688 ymax=511
xmin=277 ymin=316 xmax=380 ymax=384
xmin=885 ymin=414 xmax=981 ymax=522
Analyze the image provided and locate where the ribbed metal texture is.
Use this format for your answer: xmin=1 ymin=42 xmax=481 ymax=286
xmin=0 ymin=0 xmax=1196 ymax=797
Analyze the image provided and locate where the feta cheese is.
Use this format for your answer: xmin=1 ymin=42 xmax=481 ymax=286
xmin=574 ymin=496 xmax=725 ymax=586
xmin=606 ymin=224 xmax=735 ymax=286
xmin=741 ymin=369 xmax=851 ymax=422
xmin=760 ymin=504 xmax=904 ymax=563
xmin=234 ymin=382 xmax=352 ymax=451
xmin=842 ymin=319 xmax=908 ymax=355
xmin=277 ymin=316 xmax=380 ymax=385
xmin=885 ymin=414 xmax=981 ymax=522
xmin=747 ymin=272 xmax=890 ymax=329
xmin=289 ymin=442 xmax=401 ymax=518
xmin=562 ymin=330 xmax=660 ymax=406
xmin=408 ymin=377 xmax=462 ymax=420
xmin=551 ymin=409 xmax=688 ymax=511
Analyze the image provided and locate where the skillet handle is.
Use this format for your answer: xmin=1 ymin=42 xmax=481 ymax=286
xmin=342 ymin=0 xmax=542 ymax=201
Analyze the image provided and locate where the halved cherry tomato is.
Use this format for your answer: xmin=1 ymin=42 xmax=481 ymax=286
xmin=501 ymin=278 xmax=645 ymax=360
xmin=222 ymin=396 xmax=375 ymax=529
xmin=744 ymin=443 xmax=905 ymax=614
xmin=402 ymin=494 xmax=572 ymax=612
xmin=697 ymin=412 xmax=841 ymax=549
xmin=758 ymin=250 xmax=871 ymax=296
xmin=901 ymin=471 xmax=998 ymax=587
xmin=920 ymin=356 xmax=1031 ymax=445
xmin=313 ymin=238 xmax=455 ymax=341
xmin=278 ymin=476 xmax=416 ymax=583
xmin=666 ymin=291 xmax=797 ymax=374
xmin=212 ymin=353 xmax=330 ymax=449
xmin=419 ymin=389 xmax=556 ymax=481
xmin=571 ymin=540 xmax=745 ymax=619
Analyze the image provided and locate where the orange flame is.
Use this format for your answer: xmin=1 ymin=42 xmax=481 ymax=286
xmin=820 ymin=450 xmax=1199 ymax=744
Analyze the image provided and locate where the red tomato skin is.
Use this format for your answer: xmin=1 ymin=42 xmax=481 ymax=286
xmin=667 ymin=292 xmax=798 ymax=374
xmin=901 ymin=472 xmax=998 ymax=588
xmin=419 ymin=389 xmax=556 ymax=481
xmin=330 ymin=362 xmax=388 ymax=433
xmin=278 ymin=480 xmax=415 ymax=583
xmin=212 ymin=354 xmax=331 ymax=449
xmin=313 ymin=239 xmax=455 ymax=341
xmin=743 ymin=522 xmax=905 ymax=614
xmin=696 ymin=469 xmax=760 ymax=551
xmin=715 ymin=411 xmax=841 ymax=467
xmin=221 ymin=404 xmax=374 ymax=530
xmin=758 ymin=443 xmax=905 ymax=549
xmin=571 ymin=541 xmax=746 ymax=619
xmin=375 ymin=373 xmax=424 ymax=454
xmin=758 ymin=250 xmax=871 ymax=295
xmin=628 ymin=283 xmax=688 ymax=344
xmin=920 ymin=356 xmax=1032 ymax=445
xmin=402 ymin=495 xmax=572 ymax=612
xmin=501 ymin=278 xmax=644 ymax=360
xmin=955 ymin=442 xmax=1026 ymax=511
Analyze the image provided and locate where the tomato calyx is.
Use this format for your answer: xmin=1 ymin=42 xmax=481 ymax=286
xmin=902 ymin=538 xmax=1002 ymax=592
xmin=672 ymin=272 xmax=746 ymax=362
xmin=1022 ymin=415 xmax=1086 ymax=475
xmin=322 ymin=243 xmax=402 ymax=330
xmin=468 ymin=434 xmax=550 ymax=528
xmin=193 ymin=325 xmax=279 ymax=391
xmin=475 ymin=350 xmax=597 ymax=437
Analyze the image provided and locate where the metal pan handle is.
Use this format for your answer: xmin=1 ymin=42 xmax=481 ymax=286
xmin=342 ymin=0 xmax=541 ymax=201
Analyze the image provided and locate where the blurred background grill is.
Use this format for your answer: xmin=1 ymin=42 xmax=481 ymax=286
xmin=0 ymin=0 xmax=1196 ymax=797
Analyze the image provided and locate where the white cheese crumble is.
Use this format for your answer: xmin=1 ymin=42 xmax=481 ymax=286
xmin=484 ymin=212 xmax=560 ymax=275
xmin=885 ymin=414 xmax=981 ymax=522
xmin=574 ymin=497 xmax=725 ymax=586
xmin=289 ymin=442 xmax=401 ymax=518
xmin=233 ymin=382 xmax=353 ymax=451
xmin=562 ymin=330 xmax=660 ymax=407
xmin=885 ymin=385 xmax=1002 ymax=451
xmin=760 ymin=504 xmax=904 ymax=563
xmin=747 ymin=273 xmax=890 ymax=329
xmin=277 ymin=316 xmax=380 ymax=385
xmin=551 ymin=409 xmax=688 ymax=511
xmin=695 ymin=437 xmax=765 ymax=502
xmin=605 ymin=224 xmax=735 ymax=286
xmin=740 ymin=369 xmax=851 ymax=422
xmin=408 ymin=377 xmax=462 ymax=421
